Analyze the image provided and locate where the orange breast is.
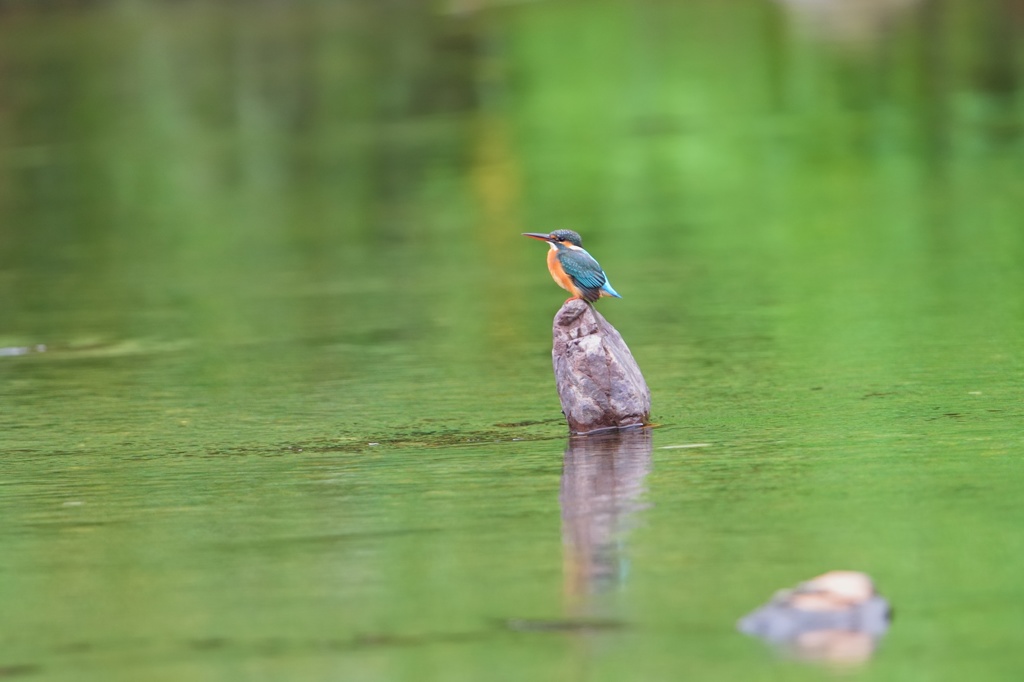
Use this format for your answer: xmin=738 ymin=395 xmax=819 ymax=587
xmin=547 ymin=248 xmax=581 ymax=297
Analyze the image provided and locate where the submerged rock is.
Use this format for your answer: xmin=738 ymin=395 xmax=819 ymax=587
xmin=552 ymin=300 xmax=651 ymax=434
xmin=738 ymin=570 xmax=892 ymax=665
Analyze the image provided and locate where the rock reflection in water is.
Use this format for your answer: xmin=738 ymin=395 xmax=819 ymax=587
xmin=739 ymin=570 xmax=892 ymax=665
xmin=560 ymin=428 xmax=652 ymax=604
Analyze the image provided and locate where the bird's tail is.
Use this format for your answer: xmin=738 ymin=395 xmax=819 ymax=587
xmin=601 ymin=281 xmax=622 ymax=298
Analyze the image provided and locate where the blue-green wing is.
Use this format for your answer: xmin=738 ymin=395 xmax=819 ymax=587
xmin=558 ymin=248 xmax=607 ymax=301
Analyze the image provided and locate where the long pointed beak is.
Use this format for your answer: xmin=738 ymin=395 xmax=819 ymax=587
xmin=522 ymin=232 xmax=553 ymax=242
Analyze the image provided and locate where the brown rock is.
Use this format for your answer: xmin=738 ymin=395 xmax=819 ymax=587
xmin=552 ymin=300 xmax=651 ymax=434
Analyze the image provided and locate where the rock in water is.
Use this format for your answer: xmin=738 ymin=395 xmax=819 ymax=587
xmin=552 ymin=300 xmax=651 ymax=434
xmin=737 ymin=571 xmax=891 ymax=665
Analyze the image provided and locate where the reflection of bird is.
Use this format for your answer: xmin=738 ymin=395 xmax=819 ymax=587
xmin=523 ymin=230 xmax=622 ymax=303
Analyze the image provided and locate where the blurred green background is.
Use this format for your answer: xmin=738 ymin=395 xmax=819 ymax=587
xmin=2 ymin=0 xmax=1024 ymax=680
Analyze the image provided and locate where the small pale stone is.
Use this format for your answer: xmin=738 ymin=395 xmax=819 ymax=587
xmin=552 ymin=300 xmax=651 ymax=434
xmin=800 ymin=570 xmax=876 ymax=606
xmin=738 ymin=570 xmax=891 ymax=665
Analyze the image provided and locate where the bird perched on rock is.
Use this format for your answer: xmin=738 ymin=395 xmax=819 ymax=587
xmin=523 ymin=230 xmax=622 ymax=303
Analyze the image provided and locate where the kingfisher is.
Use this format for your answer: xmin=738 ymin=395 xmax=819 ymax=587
xmin=523 ymin=230 xmax=622 ymax=303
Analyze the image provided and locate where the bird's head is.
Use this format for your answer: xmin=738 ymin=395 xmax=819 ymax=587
xmin=522 ymin=230 xmax=583 ymax=249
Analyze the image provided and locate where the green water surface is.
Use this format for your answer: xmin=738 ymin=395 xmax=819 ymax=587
xmin=2 ymin=1 xmax=1024 ymax=680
